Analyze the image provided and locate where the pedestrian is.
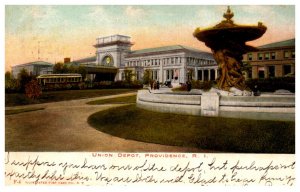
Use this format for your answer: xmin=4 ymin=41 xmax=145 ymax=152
xmin=153 ymin=81 xmax=157 ymax=90
xmin=150 ymin=80 xmax=153 ymax=90
xmin=187 ymin=81 xmax=192 ymax=91
xmin=157 ymin=81 xmax=160 ymax=90
xmin=253 ymin=85 xmax=260 ymax=96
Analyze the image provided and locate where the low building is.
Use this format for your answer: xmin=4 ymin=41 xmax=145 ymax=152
xmin=11 ymin=61 xmax=54 ymax=78
xmin=243 ymin=38 xmax=295 ymax=79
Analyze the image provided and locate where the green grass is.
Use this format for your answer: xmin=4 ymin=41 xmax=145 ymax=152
xmin=87 ymin=95 xmax=136 ymax=105
xmin=88 ymin=105 xmax=295 ymax=153
xmin=6 ymin=107 xmax=45 ymax=115
xmin=5 ymin=89 xmax=137 ymax=107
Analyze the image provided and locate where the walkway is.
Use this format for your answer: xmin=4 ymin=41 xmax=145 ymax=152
xmin=5 ymin=92 xmax=204 ymax=152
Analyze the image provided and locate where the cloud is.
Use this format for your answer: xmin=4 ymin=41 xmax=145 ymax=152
xmin=23 ymin=6 xmax=58 ymax=20
xmin=21 ymin=6 xmax=60 ymax=30
xmin=87 ymin=6 xmax=106 ymax=19
xmin=196 ymin=6 xmax=224 ymax=27
xmin=125 ymin=6 xmax=146 ymax=17
xmin=236 ymin=5 xmax=274 ymax=16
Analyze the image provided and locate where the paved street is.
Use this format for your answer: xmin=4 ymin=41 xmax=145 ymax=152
xmin=5 ymin=92 xmax=203 ymax=152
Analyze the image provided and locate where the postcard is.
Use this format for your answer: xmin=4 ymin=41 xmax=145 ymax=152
xmin=3 ymin=3 xmax=296 ymax=190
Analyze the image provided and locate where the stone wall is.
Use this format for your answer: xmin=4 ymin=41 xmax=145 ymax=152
xmin=136 ymin=89 xmax=295 ymax=120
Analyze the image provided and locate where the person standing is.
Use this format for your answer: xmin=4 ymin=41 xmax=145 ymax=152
xmin=187 ymin=81 xmax=192 ymax=91
xmin=150 ymin=80 xmax=153 ymax=90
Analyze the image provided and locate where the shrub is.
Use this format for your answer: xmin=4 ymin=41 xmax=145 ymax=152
xmin=246 ymin=77 xmax=295 ymax=93
xmin=5 ymin=78 xmax=21 ymax=93
xmin=129 ymin=80 xmax=143 ymax=89
xmin=18 ymin=68 xmax=36 ymax=93
xmin=25 ymin=80 xmax=42 ymax=99
xmin=191 ymin=80 xmax=215 ymax=90
xmin=65 ymin=84 xmax=72 ymax=90
xmin=78 ymin=82 xmax=86 ymax=90
xmin=142 ymin=69 xmax=152 ymax=85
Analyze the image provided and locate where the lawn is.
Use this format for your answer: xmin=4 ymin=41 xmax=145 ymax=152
xmin=5 ymin=89 xmax=137 ymax=107
xmin=5 ymin=107 xmax=45 ymax=115
xmin=86 ymin=95 xmax=136 ymax=105
xmin=88 ymin=104 xmax=295 ymax=153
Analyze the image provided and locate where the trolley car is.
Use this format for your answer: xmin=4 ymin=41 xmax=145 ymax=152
xmin=37 ymin=73 xmax=83 ymax=89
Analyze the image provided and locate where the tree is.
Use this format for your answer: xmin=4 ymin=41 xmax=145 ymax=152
xmin=68 ymin=65 xmax=76 ymax=73
xmin=5 ymin=71 xmax=12 ymax=81
xmin=77 ymin=66 xmax=87 ymax=80
xmin=18 ymin=68 xmax=33 ymax=92
xmin=5 ymin=71 xmax=20 ymax=93
xmin=53 ymin=63 xmax=64 ymax=73
xmin=25 ymin=80 xmax=42 ymax=99
xmin=143 ymin=69 xmax=152 ymax=85
xmin=53 ymin=63 xmax=86 ymax=80
xmin=124 ymin=69 xmax=134 ymax=83
xmin=62 ymin=64 xmax=69 ymax=73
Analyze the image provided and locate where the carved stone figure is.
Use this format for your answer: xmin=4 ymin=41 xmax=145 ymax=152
xmin=193 ymin=6 xmax=267 ymax=94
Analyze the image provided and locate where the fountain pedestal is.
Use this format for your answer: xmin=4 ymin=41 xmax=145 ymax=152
xmin=193 ymin=6 xmax=267 ymax=95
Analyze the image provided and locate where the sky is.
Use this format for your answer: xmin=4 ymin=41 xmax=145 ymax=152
xmin=5 ymin=5 xmax=295 ymax=71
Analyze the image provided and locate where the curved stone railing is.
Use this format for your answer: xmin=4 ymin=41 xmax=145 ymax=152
xmin=137 ymin=90 xmax=202 ymax=115
xmin=136 ymin=89 xmax=295 ymax=120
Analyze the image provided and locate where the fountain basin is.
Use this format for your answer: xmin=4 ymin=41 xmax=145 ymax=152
xmin=136 ymin=89 xmax=295 ymax=121
xmin=194 ymin=25 xmax=267 ymax=44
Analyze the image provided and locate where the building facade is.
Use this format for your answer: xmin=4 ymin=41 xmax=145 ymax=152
xmin=242 ymin=38 xmax=295 ymax=79
xmin=122 ymin=45 xmax=217 ymax=84
xmin=74 ymin=34 xmax=217 ymax=83
xmin=11 ymin=61 xmax=54 ymax=78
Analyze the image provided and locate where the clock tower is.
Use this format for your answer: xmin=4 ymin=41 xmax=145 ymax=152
xmin=94 ymin=34 xmax=133 ymax=68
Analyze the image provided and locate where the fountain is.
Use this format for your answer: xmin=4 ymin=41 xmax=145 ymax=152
xmin=193 ymin=6 xmax=267 ymax=95
xmin=136 ymin=6 xmax=294 ymax=121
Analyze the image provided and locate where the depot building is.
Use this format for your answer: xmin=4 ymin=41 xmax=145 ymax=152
xmin=71 ymin=34 xmax=217 ymax=84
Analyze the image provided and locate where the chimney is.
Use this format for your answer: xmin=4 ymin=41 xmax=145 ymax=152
xmin=64 ymin=58 xmax=71 ymax=63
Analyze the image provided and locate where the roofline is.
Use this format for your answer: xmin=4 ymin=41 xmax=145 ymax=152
xmin=257 ymin=45 xmax=295 ymax=51
xmin=12 ymin=61 xmax=54 ymax=68
xmin=72 ymin=56 xmax=97 ymax=63
xmin=126 ymin=45 xmax=212 ymax=57
xmin=258 ymin=38 xmax=295 ymax=49
xmin=94 ymin=41 xmax=134 ymax=48
xmin=97 ymin=34 xmax=131 ymax=40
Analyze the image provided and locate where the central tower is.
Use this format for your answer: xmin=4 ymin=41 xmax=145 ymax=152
xmin=94 ymin=34 xmax=133 ymax=68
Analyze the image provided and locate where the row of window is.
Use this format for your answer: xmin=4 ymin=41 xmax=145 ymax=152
xmin=166 ymin=69 xmax=180 ymax=80
xmin=197 ymin=69 xmax=216 ymax=81
xmin=258 ymin=65 xmax=292 ymax=78
xmin=121 ymin=71 xmax=141 ymax=80
xmin=152 ymin=70 xmax=159 ymax=80
xmin=122 ymin=69 xmax=179 ymax=81
xmin=285 ymin=51 xmax=295 ymax=59
xmin=125 ymin=57 xmax=214 ymax=67
xmin=257 ymin=65 xmax=292 ymax=78
xmin=186 ymin=57 xmax=215 ymax=66
xmin=151 ymin=69 xmax=180 ymax=80
xmin=38 ymin=77 xmax=82 ymax=84
xmin=248 ymin=50 xmax=295 ymax=61
xmin=126 ymin=57 xmax=183 ymax=67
